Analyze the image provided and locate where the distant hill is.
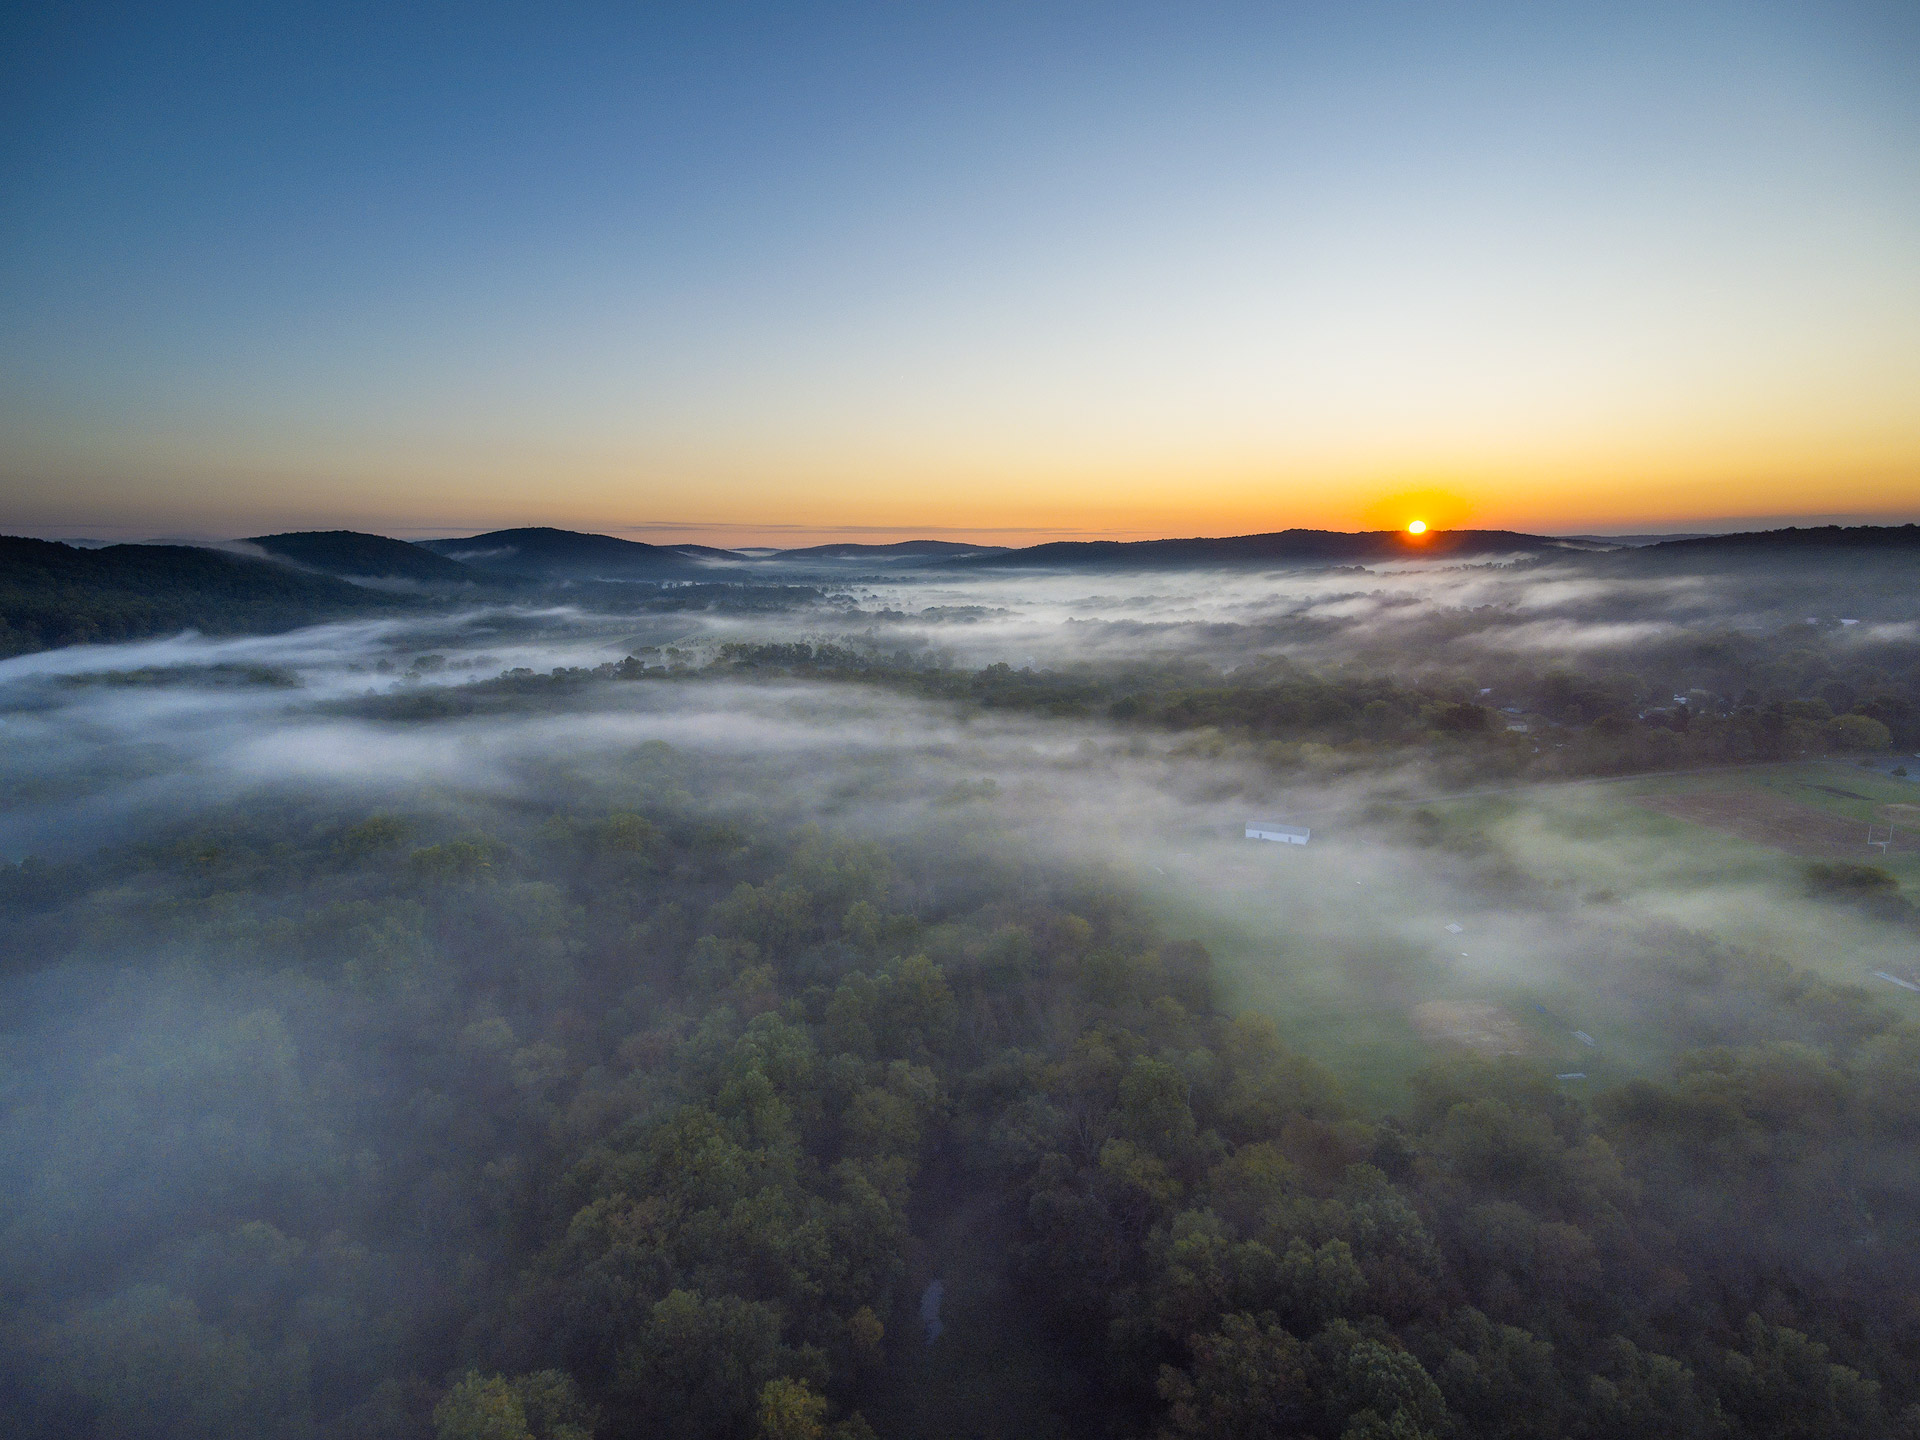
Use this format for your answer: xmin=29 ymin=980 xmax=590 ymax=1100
xmin=1644 ymin=524 xmax=1920 ymax=553
xmin=245 ymin=530 xmax=479 ymax=584
xmin=773 ymin=540 xmax=1014 ymax=559
xmin=942 ymin=528 xmax=1603 ymax=570
xmin=417 ymin=527 xmax=744 ymax=578
xmin=0 ymin=535 xmax=385 ymax=658
xmin=412 ymin=525 xmax=1610 ymax=574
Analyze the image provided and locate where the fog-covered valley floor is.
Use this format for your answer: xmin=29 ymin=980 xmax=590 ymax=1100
xmin=4 ymin=553 xmax=1920 ymax=1439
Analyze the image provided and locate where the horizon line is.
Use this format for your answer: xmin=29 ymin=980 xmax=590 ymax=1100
xmin=11 ymin=509 xmax=1920 ymax=549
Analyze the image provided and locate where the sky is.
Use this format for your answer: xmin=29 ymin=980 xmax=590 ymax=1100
xmin=3 ymin=0 xmax=1918 ymax=545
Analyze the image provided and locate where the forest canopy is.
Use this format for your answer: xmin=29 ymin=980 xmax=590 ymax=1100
xmin=3 ymin=541 xmax=1919 ymax=1440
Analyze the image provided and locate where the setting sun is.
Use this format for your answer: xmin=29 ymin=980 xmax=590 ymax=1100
xmin=1407 ymin=520 xmax=1427 ymax=534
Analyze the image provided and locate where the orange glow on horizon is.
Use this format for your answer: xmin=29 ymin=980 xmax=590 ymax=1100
xmin=6 ymin=436 xmax=1919 ymax=546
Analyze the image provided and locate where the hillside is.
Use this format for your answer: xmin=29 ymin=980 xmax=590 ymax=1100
xmin=0 ymin=536 xmax=388 ymax=658
xmin=244 ymin=530 xmax=480 ymax=584
xmin=1604 ymin=525 xmax=1920 ymax=598
xmin=1646 ymin=523 xmax=1920 ymax=553
xmin=417 ymin=527 xmax=744 ymax=578
xmin=773 ymin=539 xmax=1013 ymax=559
xmin=945 ymin=527 xmax=1606 ymax=569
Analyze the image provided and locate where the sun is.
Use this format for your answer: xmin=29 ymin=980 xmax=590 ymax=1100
xmin=1407 ymin=520 xmax=1427 ymax=535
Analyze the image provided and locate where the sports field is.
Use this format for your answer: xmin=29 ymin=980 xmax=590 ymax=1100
xmin=1615 ymin=759 xmax=1920 ymax=876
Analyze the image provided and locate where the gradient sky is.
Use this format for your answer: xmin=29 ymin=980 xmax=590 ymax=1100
xmin=3 ymin=1 xmax=1918 ymax=543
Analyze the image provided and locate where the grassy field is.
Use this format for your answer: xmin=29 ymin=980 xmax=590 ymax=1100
xmin=1140 ymin=759 xmax=1920 ymax=1113
xmin=1749 ymin=760 xmax=1920 ymax=871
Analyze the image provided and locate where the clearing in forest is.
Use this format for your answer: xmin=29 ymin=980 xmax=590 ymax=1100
xmin=1409 ymin=1000 xmax=1539 ymax=1057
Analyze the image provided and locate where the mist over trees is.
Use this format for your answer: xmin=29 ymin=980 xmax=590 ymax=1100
xmin=3 ymin=534 xmax=1919 ymax=1439
xmin=0 ymin=537 xmax=389 ymax=656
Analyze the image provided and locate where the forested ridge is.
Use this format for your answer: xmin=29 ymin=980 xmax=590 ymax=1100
xmin=0 ymin=537 xmax=390 ymax=656
xmin=4 ymin=742 xmax=1919 ymax=1440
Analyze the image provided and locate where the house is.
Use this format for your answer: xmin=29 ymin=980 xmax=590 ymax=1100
xmin=1246 ymin=820 xmax=1310 ymax=844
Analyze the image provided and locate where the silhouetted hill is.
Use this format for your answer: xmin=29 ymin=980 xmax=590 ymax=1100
xmin=1602 ymin=525 xmax=1920 ymax=585
xmin=0 ymin=536 xmax=386 ymax=658
xmin=774 ymin=540 xmax=1013 ymax=559
xmin=245 ymin=530 xmax=479 ymax=584
xmin=417 ymin=527 xmax=744 ymax=578
xmin=1644 ymin=524 xmax=1920 ymax=553
xmin=944 ymin=527 xmax=1604 ymax=569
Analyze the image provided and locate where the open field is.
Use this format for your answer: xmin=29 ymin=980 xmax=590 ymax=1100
xmin=1409 ymin=999 xmax=1539 ymax=1057
xmin=1138 ymin=759 xmax=1920 ymax=1111
xmin=1143 ymin=831 xmax=1635 ymax=1106
xmin=1631 ymin=789 xmax=1920 ymax=857
xmin=1615 ymin=760 xmax=1920 ymax=882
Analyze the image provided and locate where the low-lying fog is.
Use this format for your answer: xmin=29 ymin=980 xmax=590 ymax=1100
xmin=6 ymin=551 xmax=1920 ymax=1436
xmin=5 ymin=558 xmax=1914 ymax=1088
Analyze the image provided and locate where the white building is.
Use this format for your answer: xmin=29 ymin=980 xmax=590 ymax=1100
xmin=1246 ymin=820 xmax=1311 ymax=844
